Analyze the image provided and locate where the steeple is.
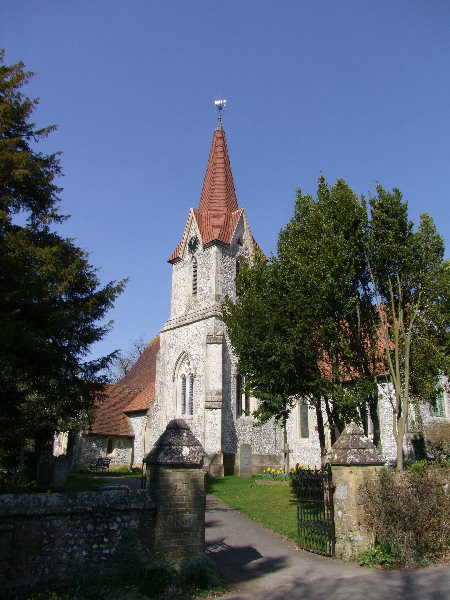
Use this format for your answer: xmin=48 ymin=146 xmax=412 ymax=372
xmin=198 ymin=125 xmax=238 ymax=217
xmin=168 ymin=115 xmax=242 ymax=262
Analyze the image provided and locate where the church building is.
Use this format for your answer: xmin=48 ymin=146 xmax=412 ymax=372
xmin=73 ymin=112 xmax=449 ymax=474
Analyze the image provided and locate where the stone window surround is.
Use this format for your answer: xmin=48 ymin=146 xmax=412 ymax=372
xmin=236 ymin=373 xmax=250 ymax=418
xmin=106 ymin=436 xmax=116 ymax=456
xmin=298 ymin=400 xmax=310 ymax=440
xmin=173 ymin=352 xmax=196 ymax=418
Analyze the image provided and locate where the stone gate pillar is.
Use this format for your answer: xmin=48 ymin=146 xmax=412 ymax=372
xmin=327 ymin=422 xmax=385 ymax=560
xmin=144 ymin=419 xmax=205 ymax=560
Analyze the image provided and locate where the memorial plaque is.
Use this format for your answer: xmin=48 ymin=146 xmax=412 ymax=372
xmin=239 ymin=443 xmax=252 ymax=478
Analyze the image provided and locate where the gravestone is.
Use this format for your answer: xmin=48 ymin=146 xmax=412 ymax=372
xmin=50 ymin=455 xmax=69 ymax=491
xmin=36 ymin=454 xmax=56 ymax=486
xmin=239 ymin=444 xmax=252 ymax=478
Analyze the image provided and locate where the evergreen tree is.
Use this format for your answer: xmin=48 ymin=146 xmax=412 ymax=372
xmin=0 ymin=53 xmax=125 ymax=461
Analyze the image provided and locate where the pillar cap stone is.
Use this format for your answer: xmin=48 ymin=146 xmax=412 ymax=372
xmin=327 ymin=422 xmax=385 ymax=466
xmin=144 ymin=419 xmax=205 ymax=467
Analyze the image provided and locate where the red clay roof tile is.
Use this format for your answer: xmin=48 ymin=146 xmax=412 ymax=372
xmin=90 ymin=336 xmax=161 ymax=435
xmin=90 ymin=385 xmax=138 ymax=436
xmin=120 ymin=336 xmax=160 ymax=391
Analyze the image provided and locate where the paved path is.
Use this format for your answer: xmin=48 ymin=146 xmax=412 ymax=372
xmin=205 ymin=495 xmax=450 ymax=600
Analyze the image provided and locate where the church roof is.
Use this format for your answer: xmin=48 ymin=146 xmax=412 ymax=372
xmin=168 ymin=123 xmax=244 ymax=262
xmin=198 ymin=126 xmax=238 ymax=216
xmin=89 ymin=385 xmax=138 ymax=437
xmin=88 ymin=336 xmax=160 ymax=437
xmin=120 ymin=336 xmax=160 ymax=392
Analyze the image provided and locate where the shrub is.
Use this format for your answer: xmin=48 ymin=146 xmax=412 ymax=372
xmin=362 ymin=463 xmax=450 ymax=567
xmin=177 ymin=555 xmax=221 ymax=590
xmin=139 ymin=556 xmax=175 ymax=597
xmin=425 ymin=423 xmax=450 ymax=461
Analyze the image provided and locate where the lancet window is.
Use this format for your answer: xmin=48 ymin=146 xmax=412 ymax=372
xmin=236 ymin=373 xmax=250 ymax=417
xmin=175 ymin=353 xmax=195 ymax=417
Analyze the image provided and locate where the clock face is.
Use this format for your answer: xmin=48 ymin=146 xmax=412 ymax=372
xmin=188 ymin=236 xmax=199 ymax=254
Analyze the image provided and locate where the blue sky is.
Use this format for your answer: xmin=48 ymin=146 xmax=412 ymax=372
xmin=2 ymin=1 xmax=449 ymax=361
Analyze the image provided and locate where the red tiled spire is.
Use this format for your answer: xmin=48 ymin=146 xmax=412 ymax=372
xmin=168 ymin=123 xmax=242 ymax=262
xmin=198 ymin=127 xmax=238 ymax=217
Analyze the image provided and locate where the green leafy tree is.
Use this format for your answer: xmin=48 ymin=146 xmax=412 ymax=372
xmin=0 ymin=53 xmax=125 ymax=464
xmin=223 ymin=252 xmax=322 ymax=462
xmin=278 ymin=177 xmax=381 ymax=447
xmin=368 ymin=186 xmax=449 ymax=470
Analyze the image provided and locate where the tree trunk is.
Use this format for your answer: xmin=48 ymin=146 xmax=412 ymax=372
xmin=282 ymin=417 xmax=289 ymax=472
xmin=315 ymin=403 xmax=327 ymax=464
xmin=369 ymin=392 xmax=382 ymax=452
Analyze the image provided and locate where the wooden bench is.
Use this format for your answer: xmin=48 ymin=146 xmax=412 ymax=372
xmin=89 ymin=457 xmax=111 ymax=472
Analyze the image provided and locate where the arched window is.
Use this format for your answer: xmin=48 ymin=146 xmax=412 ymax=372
xmin=106 ymin=437 xmax=114 ymax=455
xmin=299 ymin=401 xmax=309 ymax=439
xmin=174 ymin=353 xmax=196 ymax=418
xmin=192 ymin=259 xmax=198 ymax=296
xmin=181 ymin=374 xmax=186 ymax=415
xmin=189 ymin=374 xmax=194 ymax=415
xmin=236 ymin=374 xmax=250 ymax=417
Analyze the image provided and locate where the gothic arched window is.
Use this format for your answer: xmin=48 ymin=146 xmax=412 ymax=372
xmin=174 ymin=353 xmax=196 ymax=418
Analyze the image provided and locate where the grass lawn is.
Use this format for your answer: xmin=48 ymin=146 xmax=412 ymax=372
xmin=206 ymin=476 xmax=299 ymax=543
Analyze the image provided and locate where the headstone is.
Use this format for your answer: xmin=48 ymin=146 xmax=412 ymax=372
xmin=50 ymin=454 xmax=69 ymax=491
xmin=36 ymin=454 xmax=56 ymax=486
xmin=239 ymin=444 xmax=252 ymax=478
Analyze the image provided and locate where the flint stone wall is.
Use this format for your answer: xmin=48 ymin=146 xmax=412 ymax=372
xmin=79 ymin=434 xmax=133 ymax=469
xmin=0 ymin=489 xmax=155 ymax=583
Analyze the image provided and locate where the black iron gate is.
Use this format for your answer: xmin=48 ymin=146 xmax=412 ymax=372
xmin=291 ymin=463 xmax=335 ymax=556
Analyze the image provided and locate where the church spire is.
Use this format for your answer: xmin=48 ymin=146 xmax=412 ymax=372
xmin=168 ymin=106 xmax=242 ymax=262
xmin=198 ymin=120 xmax=238 ymax=216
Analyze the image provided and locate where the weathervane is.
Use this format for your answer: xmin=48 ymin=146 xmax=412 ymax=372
xmin=214 ymin=99 xmax=227 ymax=130
xmin=214 ymin=99 xmax=227 ymax=111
